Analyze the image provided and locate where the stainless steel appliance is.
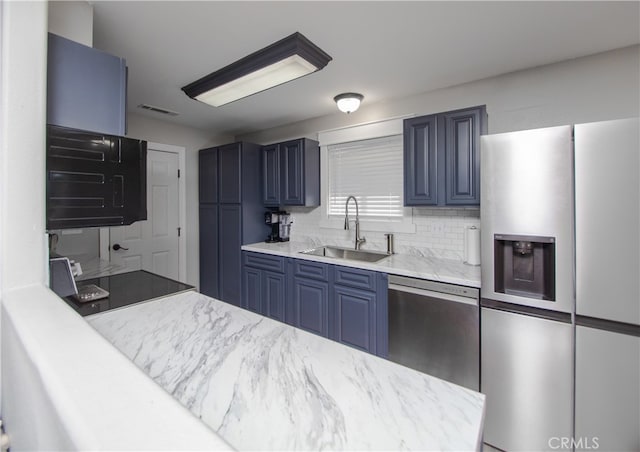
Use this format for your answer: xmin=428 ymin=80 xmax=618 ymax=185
xmin=480 ymin=118 xmax=640 ymax=451
xmin=387 ymin=275 xmax=479 ymax=391
xmin=573 ymin=118 xmax=639 ymax=451
xmin=481 ymin=125 xmax=575 ymax=451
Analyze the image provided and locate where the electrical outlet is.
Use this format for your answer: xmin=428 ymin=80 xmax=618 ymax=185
xmin=432 ymin=223 xmax=445 ymax=234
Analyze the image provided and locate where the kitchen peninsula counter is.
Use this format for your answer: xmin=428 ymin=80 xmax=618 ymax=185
xmin=88 ymin=291 xmax=485 ymax=451
xmin=242 ymin=241 xmax=481 ymax=287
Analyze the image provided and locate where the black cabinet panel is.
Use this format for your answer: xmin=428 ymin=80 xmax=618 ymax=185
xmin=46 ymin=125 xmax=146 ymax=229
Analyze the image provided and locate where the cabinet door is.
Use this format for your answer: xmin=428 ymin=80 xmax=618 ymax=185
xmin=292 ymin=276 xmax=329 ymax=337
xmin=199 ymin=205 xmax=219 ymax=298
xmin=441 ymin=107 xmax=484 ymax=205
xmin=262 ymin=144 xmax=280 ymax=206
xmin=199 ymin=148 xmax=218 ymax=204
xmin=332 ymin=285 xmax=376 ymax=353
xmin=242 ymin=266 xmax=262 ymax=314
xmin=47 ymin=33 xmax=126 ymax=136
xmin=46 ymin=126 xmax=146 ymax=229
xmin=218 ymin=204 xmax=242 ymax=306
xmin=404 ymin=115 xmax=438 ymax=205
xmin=281 ymin=139 xmax=305 ymax=205
xmin=263 ymin=271 xmax=286 ymax=322
xmin=219 ymin=143 xmax=242 ymax=204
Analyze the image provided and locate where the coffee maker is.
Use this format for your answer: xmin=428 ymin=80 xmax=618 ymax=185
xmin=265 ymin=210 xmax=292 ymax=242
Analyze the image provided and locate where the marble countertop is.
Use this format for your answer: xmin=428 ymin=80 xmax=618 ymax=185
xmin=88 ymin=291 xmax=485 ymax=451
xmin=242 ymin=241 xmax=481 ymax=288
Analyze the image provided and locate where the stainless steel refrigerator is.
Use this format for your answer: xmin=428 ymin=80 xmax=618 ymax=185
xmin=573 ymin=118 xmax=639 ymax=452
xmin=480 ymin=118 xmax=639 ymax=451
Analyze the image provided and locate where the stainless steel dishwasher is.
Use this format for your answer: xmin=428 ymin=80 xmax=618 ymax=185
xmin=387 ymin=275 xmax=479 ymax=391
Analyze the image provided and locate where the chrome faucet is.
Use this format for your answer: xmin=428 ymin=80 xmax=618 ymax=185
xmin=344 ymin=195 xmax=366 ymax=250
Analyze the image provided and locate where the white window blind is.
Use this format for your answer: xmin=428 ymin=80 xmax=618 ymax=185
xmin=327 ymin=134 xmax=403 ymax=218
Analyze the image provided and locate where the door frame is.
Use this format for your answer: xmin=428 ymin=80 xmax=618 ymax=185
xmin=99 ymin=142 xmax=187 ymax=282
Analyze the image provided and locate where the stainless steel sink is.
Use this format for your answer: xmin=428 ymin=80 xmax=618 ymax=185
xmin=299 ymin=245 xmax=390 ymax=263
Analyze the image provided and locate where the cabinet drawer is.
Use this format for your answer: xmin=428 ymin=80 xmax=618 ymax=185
xmin=243 ymin=252 xmax=285 ymax=273
xmin=293 ymin=259 xmax=329 ymax=281
xmin=334 ymin=266 xmax=377 ymax=291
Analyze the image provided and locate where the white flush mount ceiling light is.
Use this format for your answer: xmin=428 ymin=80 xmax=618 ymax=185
xmin=182 ymin=32 xmax=332 ymax=107
xmin=334 ymin=93 xmax=364 ymax=114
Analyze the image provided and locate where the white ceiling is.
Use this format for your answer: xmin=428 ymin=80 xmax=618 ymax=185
xmin=92 ymin=1 xmax=640 ymax=137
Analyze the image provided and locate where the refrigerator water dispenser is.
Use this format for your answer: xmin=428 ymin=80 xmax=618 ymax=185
xmin=494 ymin=234 xmax=556 ymax=301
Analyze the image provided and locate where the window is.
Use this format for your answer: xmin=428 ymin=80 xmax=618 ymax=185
xmin=327 ymin=134 xmax=403 ymax=219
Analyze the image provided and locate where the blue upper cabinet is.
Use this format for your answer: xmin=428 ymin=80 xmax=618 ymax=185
xmin=441 ymin=107 xmax=486 ymax=205
xmin=404 ymin=106 xmax=487 ymax=206
xmin=404 ymin=115 xmax=438 ymax=205
xmin=262 ymin=138 xmax=320 ymax=207
xmin=262 ymin=144 xmax=280 ymax=205
xmin=47 ymin=33 xmax=127 ymax=136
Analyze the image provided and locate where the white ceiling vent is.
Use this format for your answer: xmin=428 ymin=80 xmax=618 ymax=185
xmin=137 ymin=104 xmax=179 ymax=116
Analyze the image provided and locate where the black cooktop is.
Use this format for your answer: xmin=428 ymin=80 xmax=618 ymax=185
xmin=63 ymin=270 xmax=194 ymax=317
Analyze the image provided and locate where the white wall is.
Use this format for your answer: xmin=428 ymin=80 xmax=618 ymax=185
xmin=0 ymin=0 xmax=47 ymax=426
xmin=48 ymin=0 xmax=93 ymax=46
xmin=126 ymin=113 xmax=233 ymax=288
xmin=1 ymin=3 xmax=49 ymax=293
xmin=240 ymin=45 xmax=640 ymax=144
xmin=238 ymin=45 xmax=640 ymax=259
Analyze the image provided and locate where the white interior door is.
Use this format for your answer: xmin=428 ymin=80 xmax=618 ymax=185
xmin=110 ymin=149 xmax=180 ymax=279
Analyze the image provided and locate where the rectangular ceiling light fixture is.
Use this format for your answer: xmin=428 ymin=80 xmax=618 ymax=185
xmin=181 ymin=32 xmax=332 ymax=107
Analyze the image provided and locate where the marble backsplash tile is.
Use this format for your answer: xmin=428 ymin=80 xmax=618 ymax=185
xmin=287 ymin=206 xmax=480 ymax=261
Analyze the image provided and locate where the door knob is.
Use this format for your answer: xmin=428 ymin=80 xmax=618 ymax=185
xmin=112 ymin=243 xmax=129 ymax=251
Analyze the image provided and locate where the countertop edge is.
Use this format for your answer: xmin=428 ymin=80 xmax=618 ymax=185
xmin=241 ymin=242 xmax=481 ymax=288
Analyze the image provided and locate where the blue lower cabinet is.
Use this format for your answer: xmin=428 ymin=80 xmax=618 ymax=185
xmin=263 ymin=271 xmax=286 ymax=322
xmin=242 ymin=252 xmax=286 ymax=322
xmin=244 ymin=253 xmax=388 ymax=357
xmin=331 ymin=266 xmax=389 ymax=357
xmin=292 ymin=276 xmax=330 ymax=337
xmin=243 ymin=267 xmax=262 ymax=314
xmin=332 ymin=285 xmax=376 ymax=353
